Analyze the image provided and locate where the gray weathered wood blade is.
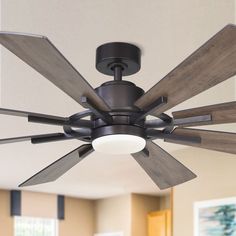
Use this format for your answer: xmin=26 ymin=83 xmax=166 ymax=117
xmin=131 ymin=141 xmax=196 ymax=189
xmin=0 ymin=107 xmax=69 ymax=124
xmin=135 ymin=24 xmax=236 ymax=116
xmin=172 ymin=101 xmax=236 ymax=127
xmin=0 ymin=107 xmax=67 ymax=119
xmin=0 ymin=133 xmax=71 ymax=144
xmin=0 ymin=107 xmax=92 ymax=128
xmin=166 ymin=128 xmax=236 ymax=154
xmin=0 ymin=32 xmax=110 ymax=111
xmin=19 ymin=144 xmax=93 ymax=187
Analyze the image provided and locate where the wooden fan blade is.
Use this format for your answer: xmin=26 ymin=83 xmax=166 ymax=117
xmin=173 ymin=101 xmax=236 ymax=127
xmin=132 ymin=141 xmax=196 ymax=189
xmin=0 ymin=133 xmax=72 ymax=144
xmin=0 ymin=32 xmax=110 ymax=111
xmin=19 ymin=144 xmax=93 ymax=187
xmin=135 ymin=24 xmax=236 ymax=116
xmin=0 ymin=107 xmax=69 ymax=125
xmin=166 ymin=128 xmax=236 ymax=154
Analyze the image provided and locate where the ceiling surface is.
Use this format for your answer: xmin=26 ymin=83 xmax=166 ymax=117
xmin=0 ymin=0 xmax=235 ymax=199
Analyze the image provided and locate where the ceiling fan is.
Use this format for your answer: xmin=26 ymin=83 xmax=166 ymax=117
xmin=0 ymin=24 xmax=236 ymax=190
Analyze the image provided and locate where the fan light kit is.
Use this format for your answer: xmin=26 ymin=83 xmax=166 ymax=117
xmin=0 ymin=24 xmax=235 ymax=190
xmin=92 ymin=134 xmax=146 ymax=155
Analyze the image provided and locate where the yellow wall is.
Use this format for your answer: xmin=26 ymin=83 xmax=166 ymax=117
xmin=0 ymin=190 xmax=13 ymax=236
xmin=95 ymin=194 xmax=132 ymax=236
xmin=173 ymin=148 xmax=236 ymax=236
xmin=131 ymin=194 xmax=160 ymax=236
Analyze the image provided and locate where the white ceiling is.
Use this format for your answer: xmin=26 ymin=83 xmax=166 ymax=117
xmin=0 ymin=0 xmax=235 ymax=199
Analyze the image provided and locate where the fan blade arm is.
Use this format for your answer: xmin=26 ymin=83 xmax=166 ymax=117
xmin=31 ymin=133 xmax=75 ymax=144
xmin=0 ymin=107 xmax=67 ymax=120
xmin=132 ymin=141 xmax=197 ymax=189
xmin=28 ymin=115 xmax=92 ymax=128
xmin=0 ymin=129 xmax=91 ymax=144
xmin=80 ymin=96 xmax=112 ymax=123
xmin=173 ymin=114 xmax=212 ymax=127
xmin=0 ymin=107 xmax=93 ymax=128
xmin=135 ymin=96 xmax=168 ymax=122
xmin=146 ymin=129 xmax=201 ymax=144
xmin=0 ymin=32 xmax=110 ymax=111
xmin=165 ymin=128 xmax=236 ymax=155
xmin=173 ymin=101 xmax=236 ymax=127
xmin=19 ymin=144 xmax=94 ymax=187
xmin=0 ymin=133 xmax=70 ymax=145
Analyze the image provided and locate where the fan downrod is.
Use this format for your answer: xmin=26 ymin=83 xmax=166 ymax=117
xmin=96 ymin=42 xmax=141 ymax=79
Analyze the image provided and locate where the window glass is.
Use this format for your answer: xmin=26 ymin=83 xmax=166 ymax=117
xmin=14 ymin=216 xmax=58 ymax=236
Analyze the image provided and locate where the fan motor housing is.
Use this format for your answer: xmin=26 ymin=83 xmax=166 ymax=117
xmin=93 ymin=81 xmax=146 ymax=142
xmin=95 ymin=80 xmax=144 ymax=111
xmin=92 ymin=81 xmax=146 ymax=141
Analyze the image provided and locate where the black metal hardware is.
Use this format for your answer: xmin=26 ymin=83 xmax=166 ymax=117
xmin=96 ymin=81 xmax=144 ymax=111
xmin=135 ymin=96 xmax=168 ymax=122
xmin=63 ymin=126 xmax=92 ymax=142
xmin=114 ymin=65 xmax=123 ymax=81
xmin=28 ymin=115 xmax=92 ymax=128
xmin=80 ymin=96 xmax=113 ymax=123
xmin=69 ymin=110 xmax=93 ymax=120
xmin=31 ymin=133 xmax=74 ymax=144
xmin=28 ymin=115 xmax=68 ymax=126
xmin=146 ymin=129 xmax=164 ymax=139
xmin=78 ymin=144 xmax=94 ymax=158
xmin=156 ymin=113 xmax=173 ymax=123
xmin=164 ymin=133 xmax=201 ymax=144
xmin=92 ymin=125 xmax=146 ymax=141
xmin=69 ymin=110 xmax=94 ymax=128
xmin=96 ymin=42 xmax=141 ymax=76
xmin=138 ymin=147 xmax=149 ymax=157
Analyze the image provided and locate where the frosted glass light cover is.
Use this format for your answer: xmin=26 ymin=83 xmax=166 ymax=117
xmin=92 ymin=134 xmax=146 ymax=155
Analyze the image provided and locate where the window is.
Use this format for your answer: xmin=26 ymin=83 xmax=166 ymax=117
xmin=14 ymin=216 xmax=58 ymax=236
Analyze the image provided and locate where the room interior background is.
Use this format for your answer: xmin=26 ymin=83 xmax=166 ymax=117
xmin=0 ymin=190 xmax=170 ymax=236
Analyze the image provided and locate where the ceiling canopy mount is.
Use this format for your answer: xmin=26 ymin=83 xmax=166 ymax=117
xmin=96 ymin=42 xmax=141 ymax=78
